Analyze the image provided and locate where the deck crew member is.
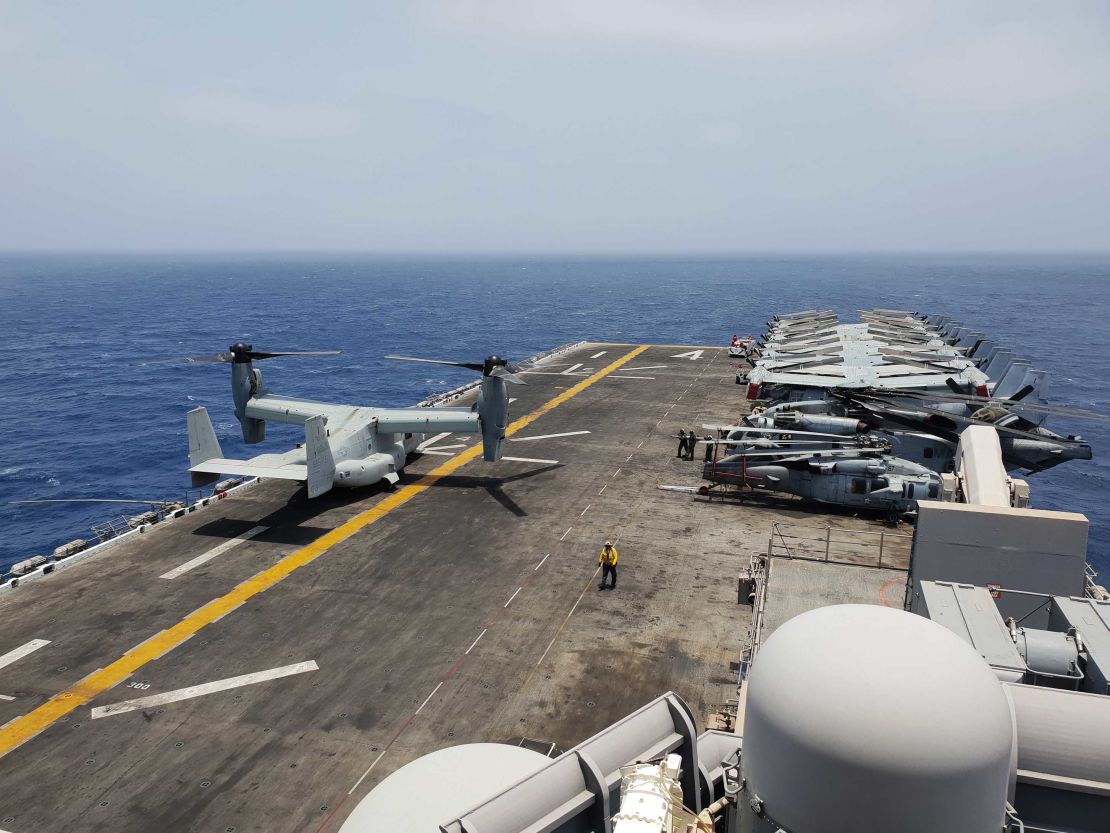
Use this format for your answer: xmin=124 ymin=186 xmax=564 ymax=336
xmin=676 ymin=429 xmax=688 ymax=458
xmin=598 ymin=540 xmax=618 ymax=591
xmin=686 ymin=427 xmax=697 ymax=460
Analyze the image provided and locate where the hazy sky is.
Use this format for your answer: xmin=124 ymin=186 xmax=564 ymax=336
xmin=2 ymin=1 xmax=1108 ymax=252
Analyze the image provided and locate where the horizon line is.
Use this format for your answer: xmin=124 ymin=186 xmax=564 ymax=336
xmin=2 ymin=248 xmax=1109 ymax=258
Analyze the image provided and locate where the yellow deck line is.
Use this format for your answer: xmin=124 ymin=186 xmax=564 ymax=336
xmin=0 ymin=345 xmax=650 ymax=759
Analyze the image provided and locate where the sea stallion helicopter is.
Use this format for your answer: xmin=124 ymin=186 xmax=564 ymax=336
xmin=696 ymin=427 xmax=940 ymax=516
xmin=179 ymin=343 xmax=525 ymax=498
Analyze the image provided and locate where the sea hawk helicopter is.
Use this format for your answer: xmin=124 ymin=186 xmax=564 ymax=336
xmin=180 ymin=343 xmax=524 ymax=498
xmin=696 ymin=427 xmax=940 ymax=515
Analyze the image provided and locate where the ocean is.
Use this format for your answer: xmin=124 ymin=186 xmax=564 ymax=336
xmin=1 ymin=253 xmax=1107 ymax=578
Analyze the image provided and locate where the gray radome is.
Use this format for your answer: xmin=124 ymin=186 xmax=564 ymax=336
xmin=340 ymin=743 xmax=549 ymax=831
xmin=743 ymin=604 xmax=1013 ymax=833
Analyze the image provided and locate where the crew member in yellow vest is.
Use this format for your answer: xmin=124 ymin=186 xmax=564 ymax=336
xmin=598 ymin=540 xmax=618 ymax=591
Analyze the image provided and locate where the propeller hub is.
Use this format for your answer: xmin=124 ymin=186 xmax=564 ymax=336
xmin=484 ymin=355 xmax=507 ymax=376
xmin=230 ymin=343 xmax=255 ymax=363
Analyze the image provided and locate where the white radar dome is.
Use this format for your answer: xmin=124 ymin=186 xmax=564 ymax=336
xmin=339 ymin=742 xmax=549 ymax=832
xmin=743 ymin=604 xmax=1014 ymax=833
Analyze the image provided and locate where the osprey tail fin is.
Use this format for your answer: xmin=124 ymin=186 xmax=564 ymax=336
xmin=304 ymin=414 xmax=336 ymax=498
xmin=187 ymin=407 xmax=223 ymax=487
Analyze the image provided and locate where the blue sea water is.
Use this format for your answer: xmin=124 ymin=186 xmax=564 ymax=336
xmin=0 ymin=254 xmax=1108 ymax=578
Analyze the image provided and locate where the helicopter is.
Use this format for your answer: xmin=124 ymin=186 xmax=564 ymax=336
xmin=696 ymin=428 xmax=940 ymax=515
xmin=737 ymin=391 xmax=1094 ymax=474
xmin=180 ymin=343 xmax=524 ymax=498
xmin=824 ymin=387 xmax=1094 ymax=473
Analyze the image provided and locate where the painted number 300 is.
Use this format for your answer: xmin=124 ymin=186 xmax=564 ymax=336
xmin=127 ymin=681 xmax=151 ymax=690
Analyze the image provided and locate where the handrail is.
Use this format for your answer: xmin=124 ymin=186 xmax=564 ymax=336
xmin=767 ymin=522 xmax=911 ymax=570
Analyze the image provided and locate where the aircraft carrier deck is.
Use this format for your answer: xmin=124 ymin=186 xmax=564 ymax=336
xmin=0 ymin=342 xmax=901 ymax=833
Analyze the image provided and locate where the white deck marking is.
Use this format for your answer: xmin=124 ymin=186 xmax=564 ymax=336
xmin=465 ymin=629 xmax=487 ymax=654
xmin=416 ymin=432 xmax=452 ymax=450
xmin=598 ymin=484 xmax=607 ymax=495
xmin=520 ymin=370 xmax=589 ymax=377
xmin=625 ymin=453 xmax=634 ymax=461
xmin=90 ymin=661 xmax=318 ymax=718
xmin=510 ymin=430 xmax=591 ymax=442
xmin=529 ymin=567 xmax=598 ymax=677
xmin=560 ymin=363 xmax=583 ymax=375
xmin=423 ymin=443 xmax=466 ymax=450
xmin=500 ymin=456 xmax=560 ymax=465
xmin=608 ymin=374 xmax=655 ymax=380
xmin=419 ymin=449 xmax=456 ymax=456
xmin=637 ymin=440 xmax=644 ymax=448
xmin=560 ymin=527 xmax=573 ymax=541
xmin=612 ymin=468 xmax=621 ymax=477
xmin=671 ymin=350 xmax=704 ymax=360
xmin=159 ymin=526 xmax=268 ymax=580
xmin=504 ymin=587 xmax=523 ymax=607
xmin=579 ymin=504 xmax=591 ymax=517
xmin=0 ymin=640 xmax=51 ymax=671
xmin=0 ymin=695 xmax=15 ymax=701
xmin=534 ymin=553 xmax=550 ymax=570
xmin=414 ymin=681 xmax=443 ymax=715
xmin=622 ymin=365 xmax=668 ymax=371
xmin=349 ymin=750 xmax=388 ymax=794
xmin=590 ymin=351 xmax=607 ymax=358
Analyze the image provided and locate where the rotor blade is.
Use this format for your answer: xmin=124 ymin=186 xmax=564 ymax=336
xmin=696 ymin=437 xmax=860 ymax=446
xmin=856 ymin=388 xmax=1105 ymax=421
xmin=722 ymin=447 xmax=885 ymax=460
xmin=250 ymin=350 xmax=341 ymax=360
xmin=720 ymin=426 xmax=866 ymax=441
xmin=490 ymin=366 xmax=526 ymax=385
xmin=854 ymin=394 xmax=1093 ymax=444
xmin=140 ymin=352 xmax=234 ymax=366
xmin=384 ymin=355 xmax=485 ymax=371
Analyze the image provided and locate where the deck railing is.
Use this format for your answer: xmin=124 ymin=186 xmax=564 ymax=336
xmin=766 ymin=522 xmax=912 ymax=570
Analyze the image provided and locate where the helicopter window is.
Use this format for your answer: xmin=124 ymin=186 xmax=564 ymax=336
xmin=870 ymin=478 xmax=888 ymax=491
xmin=924 ymin=447 xmax=934 ymax=459
xmin=404 ymin=433 xmax=413 ymax=440
xmin=928 ymin=482 xmax=940 ymax=499
xmin=851 ymin=478 xmax=867 ymax=494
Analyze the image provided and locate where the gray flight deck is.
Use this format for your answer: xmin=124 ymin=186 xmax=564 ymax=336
xmin=0 ymin=343 xmax=899 ymax=833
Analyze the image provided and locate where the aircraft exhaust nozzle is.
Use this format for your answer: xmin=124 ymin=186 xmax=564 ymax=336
xmin=476 ymin=376 xmax=509 ymax=462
